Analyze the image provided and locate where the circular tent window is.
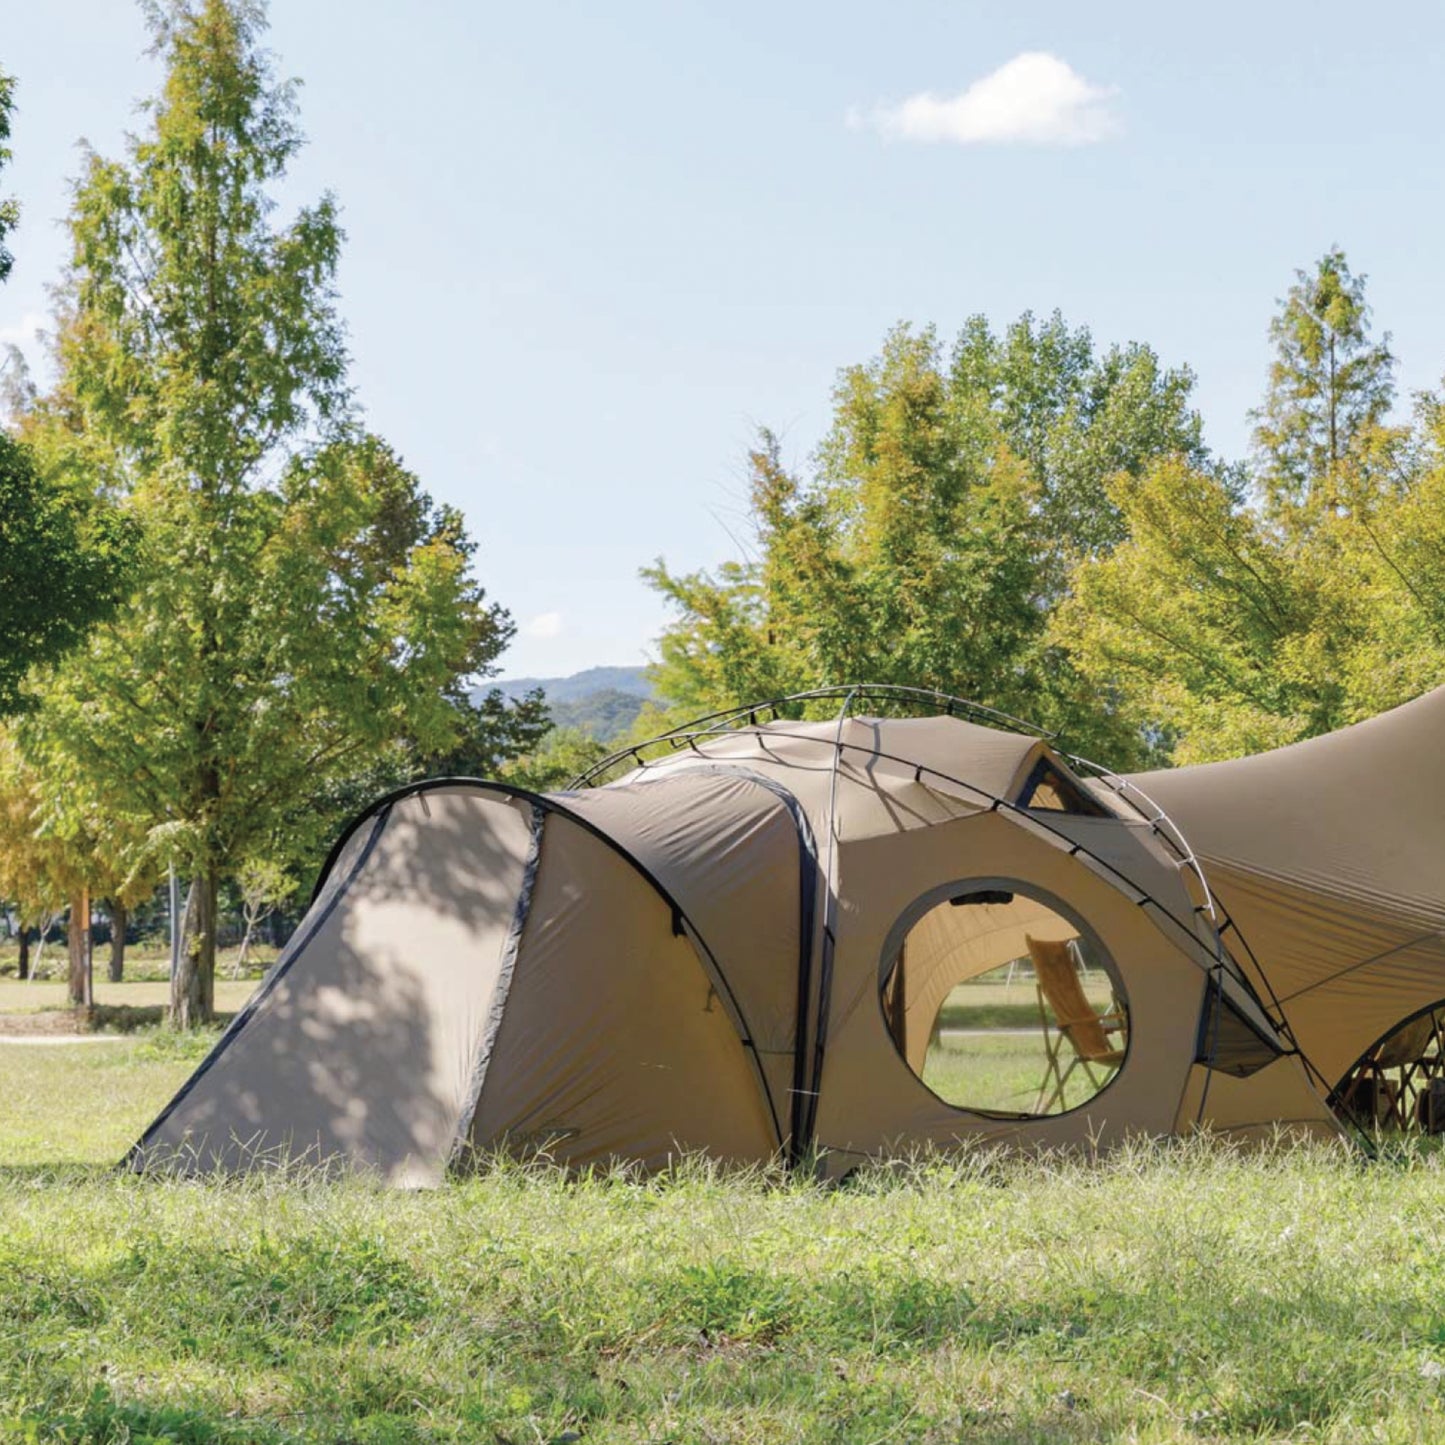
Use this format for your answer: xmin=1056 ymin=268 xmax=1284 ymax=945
xmin=880 ymin=882 xmax=1130 ymax=1116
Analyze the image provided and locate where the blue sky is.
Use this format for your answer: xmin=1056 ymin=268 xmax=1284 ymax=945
xmin=3 ymin=2 xmax=1443 ymax=679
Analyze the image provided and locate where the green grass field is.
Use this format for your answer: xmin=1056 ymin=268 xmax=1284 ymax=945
xmin=0 ymin=977 xmax=260 ymax=1020
xmin=934 ymin=973 xmax=1117 ymax=1031
xmin=922 ymin=1033 xmax=1113 ymax=1115
xmin=0 ymin=938 xmax=278 ymax=985
xmin=2 ymin=1035 xmax=1444 ymax=1441
xmin=921 ymin=973 xmax=1122 ymax=1113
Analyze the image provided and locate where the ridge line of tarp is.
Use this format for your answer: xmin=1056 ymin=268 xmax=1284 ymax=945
xmin=307 ymin=774 xmax=784 ymax=1151
xmin=121 ymin=805 xmax=393 ymax=1170
xmin=1271 ymin=928 xmax=1445 ymax=1007
xmin=448 ymin=802 xmax=546 ymax=1171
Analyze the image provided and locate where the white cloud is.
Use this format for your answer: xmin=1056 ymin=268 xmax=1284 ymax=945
xmin=860 ymin=52 xmax=1121 ymax=148
xmin=522 ymin=611 xmax=563 ymax=640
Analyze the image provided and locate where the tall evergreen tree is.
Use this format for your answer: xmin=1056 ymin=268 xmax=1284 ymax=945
xmin=1251 ymin=248 xmax=1395 ymax=513
xmin=28 ymin=0 xmax=522 ymax=1025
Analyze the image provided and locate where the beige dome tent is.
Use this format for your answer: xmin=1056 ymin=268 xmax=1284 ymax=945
xmin=129 ymin=687 xmax=1343 ymax=1185
xmin=1127 ymin=685 xmax=1445 ymax=1120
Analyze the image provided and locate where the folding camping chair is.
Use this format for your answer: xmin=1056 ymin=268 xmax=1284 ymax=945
xmin=1028 ymin=935 xmax=1128 ymax=1113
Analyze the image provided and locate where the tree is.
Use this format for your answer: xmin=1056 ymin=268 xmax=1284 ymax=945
xmin=1051 ymin=458 xmax=1358 ymax=761
xmin=0 ymin=66 xmax=18 ymax=283
xmin=0 ymin=70 xmax=134 ymax=718
xmin=229 ymin=855 xmax=294 ymax=977
xmin=500 ymin=726 xmax=609 ymax=793
xmin=0 ymin=432 xmax=135 ymax=717
xmin=646 ymin=318 xmax=1202 ymax=764
xmin=0 ymin=732 xmax=69 ymax=981
xmin=1054 ymin=445 xmax=1445 ymax=762
xmin=947 ymin=310 xmax=1205 ymax=562
xmin=28 ymin=1 xmax=524 ymax=1025
xmin=414 ymin=686 xmax=552 ymax=780
xmin=1056 ymin=254 xmax=1445 ymax=763
xmin=1251 ymin=248 xmax=1396 ymax=513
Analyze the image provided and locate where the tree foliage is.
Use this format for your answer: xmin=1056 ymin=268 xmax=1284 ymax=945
xmin=0 ymin=68 xmax=135 ymax=718
xmin=0 ymin=432 xmax=135 ymax=717
xmin=0 ymin=66 xmax=17 ymax=283
xmin=647 ymin=317 xmax=1203 ymax=764
xmin=1251 ymin=248 xmax=1396 ymax=514
xmin=1058 ymin=252 xmax=1445 ymax=762
xmin=24 ymin=0 xmax=524 ymax=1024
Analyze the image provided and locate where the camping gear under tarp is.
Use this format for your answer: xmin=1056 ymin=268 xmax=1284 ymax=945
xmin=129 ymin=687 xmax=1347 ymax=1185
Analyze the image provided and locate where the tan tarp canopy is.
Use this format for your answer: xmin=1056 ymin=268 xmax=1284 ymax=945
xmin=1128 ymin=685 xmax=1445 ymax=1087
xmin=131 ymin=707 xmax=1344 ymax=1185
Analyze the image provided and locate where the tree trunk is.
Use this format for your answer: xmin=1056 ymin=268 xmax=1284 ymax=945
xmin=233 ymin=909 xmax=255 ymax=979
xmin=170 ymin=870 xmax=217 ymax=1028
xmin=107 ymin=900 xmax=128 ymax=983
xmin=16 ymin=929 xmax=29 ymax=981
xmin=67 ymin=889 xmax=92 ymax=1008
xmin=32 ymin=915 xmax=50 ymax=977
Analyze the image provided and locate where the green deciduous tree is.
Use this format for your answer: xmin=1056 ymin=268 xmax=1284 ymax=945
xmin=0 ymin=69 xmax=135 ymax=719
xmin=647 ymin=318 xmax=1203 ymax=764
xmin=1052 ymin=458 xmax=1354 ymax=761
xmin=27 ymin=0 xmax=522 ymax=1025
xmin=0 ymin=432 xmax=135 ymax=717
xmin=0 ymin=731 xmax=70 ymax=981
xmin=947 ymin=310 xmax=1206 ymax=562
xmin=0 ymin=66 xmax=18 ymax=282
xmin=1057 ymin=252 xmax=1445 ymax=763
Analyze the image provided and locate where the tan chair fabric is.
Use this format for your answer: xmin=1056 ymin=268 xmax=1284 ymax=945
xmin=1027 ymin=936 xmax=1124 ymax=1065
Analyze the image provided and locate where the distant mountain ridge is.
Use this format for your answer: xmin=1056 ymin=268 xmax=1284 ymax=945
xmin=482 ymin=666 xmax=656 ymax=743
xmin=491 ymin=665 xmax=653 ymax=705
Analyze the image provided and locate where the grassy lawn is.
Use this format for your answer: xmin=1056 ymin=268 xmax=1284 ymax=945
xmin=936 ymin=974 xmax=1117 ymax=1031
xmin=922 ymin=1032 xmax=1114 ymax=1115
xmin=3 ymin=1038 xmax=1444 ymax=1441
xmin=0 ymin=938 xmax=276 ymax=985
xmin=0 ymin=976 xmax=259 ymax=1020
xmin=0 ymin=1032 xmax=217 ymax=1165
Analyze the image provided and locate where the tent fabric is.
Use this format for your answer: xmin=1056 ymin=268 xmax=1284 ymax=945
xmin=132 ymin=705 xmax=1357 ymax=1185
xmin=130 ymin=788 xmax=540 ymax=1186
xmin=1128 ymin=685 xmax=1445 ymax=1085
xmin=466 ymin=811 xmax=779 ymax=1169
xmin=562 ymin=768 xmax=814 ymax=1134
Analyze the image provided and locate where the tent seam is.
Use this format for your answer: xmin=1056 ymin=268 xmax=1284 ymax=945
xmin=639 ymin=761 xmax=819 ymax=1163
xmin=448 ymin=802 xmax=546 ymax=1170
